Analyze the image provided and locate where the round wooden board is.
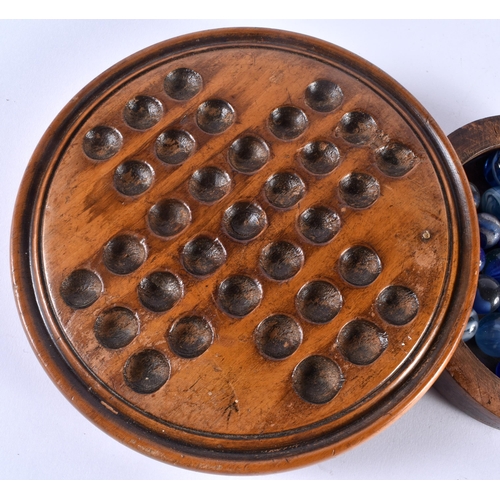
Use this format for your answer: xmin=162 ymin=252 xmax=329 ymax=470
xmin=11 ymin=28 xmax=478 ymax=473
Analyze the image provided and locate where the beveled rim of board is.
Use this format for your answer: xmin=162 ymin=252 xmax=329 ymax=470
xmin=436 ymin=115 xmax=500 ymax=430
xmin=11 ymin=27 xmax=478 ymax=474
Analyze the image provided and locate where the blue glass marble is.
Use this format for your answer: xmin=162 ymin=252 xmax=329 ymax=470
xmin=470 ymin=182 xmax=481 ymax=209
xmin=480 ymin=247 xmax=486 ymax=271
xmin=480 ymin=231 xmax=488 ymax=248
xmin=481 ymin=186 xmax=500 ymax=219
xmin=474 ymin=275 xmax=500 ymax=314
xmin=463 ymin=309 xmax=479 ymax=341
xmin=484 ymin=150 xmax=500 ymax=187
xmin=476 ymin=313 xmax=500 ymax=357
xmin=478 ymin=212 xmax=500 ymax=249
xmin=496 ymin=362 xmax=500 ymax=377
xmin=484 ymin=248 xmax=500 ymax=280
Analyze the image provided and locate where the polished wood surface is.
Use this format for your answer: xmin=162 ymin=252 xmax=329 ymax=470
xmin=436 ymin=115 xmax=500 ymax=429
xmin=11 ymin=28 xmax=477 ymax=473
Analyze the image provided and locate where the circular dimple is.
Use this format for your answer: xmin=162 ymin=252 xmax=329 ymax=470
xmin=94 ymin=307 xmax=139 ymax=350
xmin=298 ymin=206 xmax=341 ymax=244
xmin=83 ymin=125 xmax=123 ymax=160
xmin=339 ymin=245 xmax=382 ymax=287
xmin=222 ymin=201 xmax=267 ymax=241
xmin=339 ymin=172 xmax=380 ymax=209
xmin=376 ymin=285 xmax=419 ymax=325
xmin=305 ymin=80 xmax=343 ymax=112
xmin=137 ymin=271 xmax=183 ymax=313
xmin=259 ymin=241 xmax=304 ymax=281
xmin=163 ymin=68 xmax=203 ymax=100
xmin=292 ymin=355 xmax=344 ymax=404
xmin=148 ymin=199 xmax=191 ymax=238
xmin=60 ymin=269 xmax=102 ymax=309
xmin=296 ymin=281 xmax=343 ymax=324
xmin=196 ymin=99 xmax=235 ymax=134
xmin=376 ymin=142 xmax=417 ymax=177
xmin=254 ymin=314 xmax=303 ymax=360
xmin=299 ymin=141 xmax=340 ymax=175
xmin=181 ymin=236 xmax=227 ymax=276
xmin=155 ymin=129 xmax=195 ymax=165
xmin=188 ymin=166 xmax=231 ymax=203
xmin=217 ymin=275 xmax=263 ymax=317
xmin=102 ymin=234 xmax=147 ymax=275
xmin=228 ymin=136 xmax=270 ymax=174
xmin=114 ymin=161 xmax=154 ymax=196
xmin=123 ymin=349 xmax=170 ymax=394
xmin=264 ymin=172 xmax=306 ymax=209
xmin=168 ymin=316 xmax=214 ymax=358
xmin=337 ymin=319 xmax=388 ymax=365
xmin=123 ymin=95 xmax=163 ymax=130
xmin=268 ymin=106 xmax=308 ymax=140
xmin=338 ymin=111 xmax=377 ymax=145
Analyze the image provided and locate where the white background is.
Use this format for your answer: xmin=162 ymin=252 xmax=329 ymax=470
xmin=2 ymin=19 xmax=500 ymax=481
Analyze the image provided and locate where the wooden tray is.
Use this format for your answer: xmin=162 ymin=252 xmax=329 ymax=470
xmin=10 ymin=28 xmax=478 ymax=473
xmin=435 ymin=116 xmax=500 ymax=429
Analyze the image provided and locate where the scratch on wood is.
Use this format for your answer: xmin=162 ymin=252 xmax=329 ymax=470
xmin=186 ymin=377 xmax=201 ymax=391
xmin=101 ymin=400 xmax=118 ymax=415
xmin=224 ymin=399 xmax=240 ymax=423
